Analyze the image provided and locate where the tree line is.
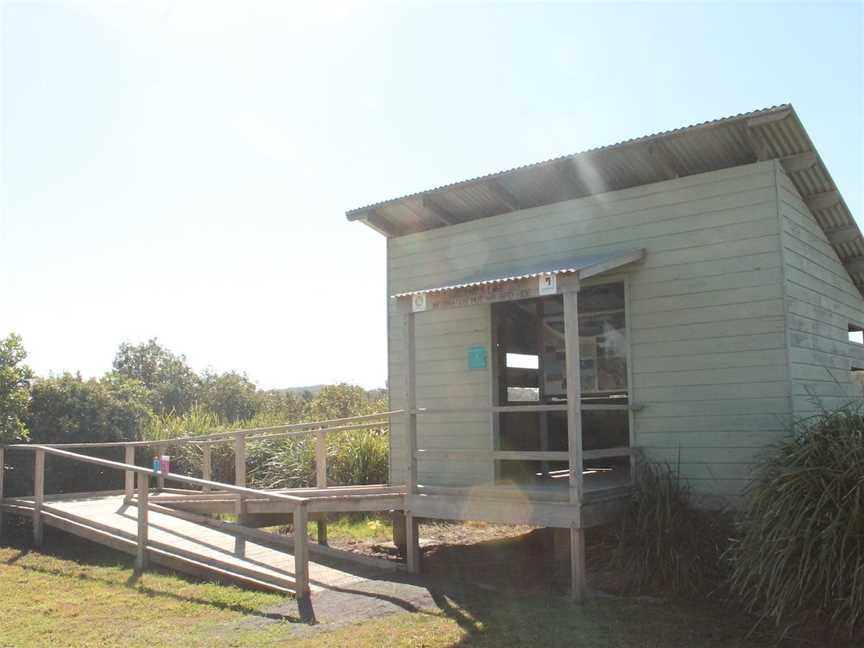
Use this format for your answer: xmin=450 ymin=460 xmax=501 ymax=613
xmin=0 ymin=333 xmax=385 ymax=446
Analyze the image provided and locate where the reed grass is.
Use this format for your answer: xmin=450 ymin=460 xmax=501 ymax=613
xmin=604 ymin=461 xmax=729 ymax=597
xmin=139 ymin=388 xmax=389 ymax=489
xmin=727 ymin=405 xmax=864 ymax=640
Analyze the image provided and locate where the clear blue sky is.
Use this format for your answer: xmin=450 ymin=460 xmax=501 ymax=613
xmin=2 ymin=1 xmax=862 ymax=389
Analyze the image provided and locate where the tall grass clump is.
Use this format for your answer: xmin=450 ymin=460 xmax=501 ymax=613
xmin=605 ymin=462 xmax=729 ymax=597
xmin=141 ymin=405 xmax=235 ymax=482
xmin=728 ymin=405 xmax=864 ymax=639
xmin=139 ymin=385 xmax=391 ymax=490
xmin=246 ymin=428 xmax=388 ymax=489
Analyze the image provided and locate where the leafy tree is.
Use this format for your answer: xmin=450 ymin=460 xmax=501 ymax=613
xmin=199 ymin=371 xmax=257 ymax=423
xmin=0 ymin=333 xmax=33 ymax=443
xmin=25 ymin=373 xmax=154 ymax=493
xmin=113 ymin=338 xmax=200 ymax=414
xmin=27 ymin=373 xmax=152 ymax=445
xmin=306 ymin=383 xmax=379 ymax=421
xmin=254 ymin=389 xmax=308 ymax=423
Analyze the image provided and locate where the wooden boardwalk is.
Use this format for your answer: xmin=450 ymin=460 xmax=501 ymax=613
xmin=10 ymin=493 xmax=384 ymax=595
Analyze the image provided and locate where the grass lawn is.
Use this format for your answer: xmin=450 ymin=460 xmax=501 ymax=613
xmin=0 ymin=523 xmax=777 ymax=648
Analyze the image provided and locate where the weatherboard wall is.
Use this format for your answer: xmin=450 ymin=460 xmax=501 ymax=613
xmin=778 ymin=167 xmax=864 ymax=418
xmin=387 ymin=160 xmax=792 ymax=500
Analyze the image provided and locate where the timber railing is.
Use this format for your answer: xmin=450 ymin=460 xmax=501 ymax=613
xmin=0 ymin=443 xmax=314 ymax=597
xmin=0 ymin=411 xmax=402 ymax=597
xmin=2 ymin=410 xmax=400 ymax=492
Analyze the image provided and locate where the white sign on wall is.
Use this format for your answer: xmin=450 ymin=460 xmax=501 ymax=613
xmin=538 ymin=273 xmax=557 ymax=295
xmin=412 ymin=292 xmax=428 ymax=312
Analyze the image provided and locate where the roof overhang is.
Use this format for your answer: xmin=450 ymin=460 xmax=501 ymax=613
xmin=393 ymin=249 xmax=644 ymax=311
xmin=347 ymin=105 xmax=864 ymax=296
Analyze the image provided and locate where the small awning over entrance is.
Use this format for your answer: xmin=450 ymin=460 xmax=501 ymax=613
xmin=391 ymin=248 xmax=644 ymax=299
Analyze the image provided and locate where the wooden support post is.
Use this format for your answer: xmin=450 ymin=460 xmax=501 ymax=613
xmin=563 ymin=288 xmax=584 ymax=505
xmin=156 ymin=444 xmax=165 ymax=491
xmin=316 ymin=516 xmax=327 ymax=546
xmin=392 ymin=511 xmax=407 ymax=552
xmin=405 ymin=513 xmax=420 ymax=574
xmin=0 ymin=447 xmax=5 ymax=537
xmin=33 ymin=448 xmax=45 ymax=547
xmin=404 ymin=312 xmax=418 ymax=496
xmin=124 ymin=446 xmax=135 ymax=502
xmin=403 ymin=309 xmax=421 ymax=573
xmin=563 ymin=288 xmax=586 ymax=602
xmin=570 ymin=526 xmax=586 ymax=602
xmin=294 ymin=502 xmax=310 ymax=598
xmin=136 ymin=472 xmax=149 ymax=571
xmin=201 ymin=444 xmax=211 ymax=492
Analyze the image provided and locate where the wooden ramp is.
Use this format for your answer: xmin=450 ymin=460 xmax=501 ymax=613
xmin=10 ymin=493 xmax=374 ymax=596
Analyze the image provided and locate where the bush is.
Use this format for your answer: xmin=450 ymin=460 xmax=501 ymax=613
xmin=604 ymin=462 xmax=729 ymax=597
xmin=20 ymin=373 xmax=153 ymax=495
xmin=728 ymin=405 xmax=864 ymax=639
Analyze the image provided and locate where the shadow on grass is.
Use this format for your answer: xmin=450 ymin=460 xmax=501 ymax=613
xmin=398 ymin=530 xmax=774 ymax=648
xmin=1 ymin=527 xmax=305 ymax=624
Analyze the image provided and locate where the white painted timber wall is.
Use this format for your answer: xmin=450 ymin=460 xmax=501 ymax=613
xmin=778 ymin=167 xmax=864 ymax=417
xmin=387 ymin=161 xmax=792 ymax=500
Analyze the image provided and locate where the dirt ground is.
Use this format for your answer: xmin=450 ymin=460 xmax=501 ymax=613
xmin=327 ymin=519 xmax=581 ymax=595
xmin=256 ymin=521 xmax=574 ymax=635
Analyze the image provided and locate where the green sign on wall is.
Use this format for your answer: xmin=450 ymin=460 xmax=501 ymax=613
xmin=467 ymin=345 xmax=487 ymax=369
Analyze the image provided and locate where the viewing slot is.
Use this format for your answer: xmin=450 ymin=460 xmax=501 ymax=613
xmin=492 ymin=282 xmax=631 ymax=491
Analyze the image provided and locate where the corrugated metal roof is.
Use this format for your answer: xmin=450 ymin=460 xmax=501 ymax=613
xmin=346 ymin=105 xmax=863 ymax=296
xmin=391 ymin=249 xmax=644 ymax=298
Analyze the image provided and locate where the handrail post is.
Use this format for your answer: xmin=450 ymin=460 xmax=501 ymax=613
xmin=0 ymin=447 xmax=5 ymax=538
xmin=201 ymin=443 xmax=211 ymax=492
xmin=136 ymin=472 xmax=149 ymax=571
xmin=124 ymin=446 xmax=135 ymax=502
xmin=234 ymin=433 xmax=246 ymax=524
xmin=294 ymin=501 xmax=309 ymax=598
xmin=33 ymin=448 xmax=45 ymax=547
xmin=315 ymin=430 xmax=326 ymax=489
xmin=315 ymin=430 xmax=328 ymax=545
xmin=234 ymin=433 xmax=245 ymax=487
xmin=156 ymin=444 xmax=165 ymax=491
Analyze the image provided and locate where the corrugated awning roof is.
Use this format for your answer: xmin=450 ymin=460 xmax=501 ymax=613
xmin=347 ymin=105 xmax=864 ymax=296
xmin=391 ymin=249 xmax=644 ymax=298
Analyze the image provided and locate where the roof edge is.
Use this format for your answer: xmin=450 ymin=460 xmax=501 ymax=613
xmin=345 ymin=104 xmax=792 ymax=220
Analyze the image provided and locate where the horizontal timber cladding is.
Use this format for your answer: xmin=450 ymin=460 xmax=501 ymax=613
xmin=778 ymin=168 xmax=864 ymax=418
xmin=389 ymin=302 xmax=492 ymax=487
xmin=387 ymin=161 xmax=791 ymax=498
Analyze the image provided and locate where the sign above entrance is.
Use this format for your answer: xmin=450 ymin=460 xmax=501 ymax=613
xmin=538 ymin=273 xmax=557 ymax=295
xmin=411 ymin=292 xmax=427 ymax=312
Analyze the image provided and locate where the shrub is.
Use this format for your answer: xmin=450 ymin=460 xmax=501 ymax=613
xmin=21 ymin=373 xmax=153 ymax=494
xmin=604 ymin=461 xmax=729 ymax=597
xmin=727 ymin=405 xmax=864 ymax=639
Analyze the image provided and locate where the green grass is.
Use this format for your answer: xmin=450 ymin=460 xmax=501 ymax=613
xmin=0 ymin=535 xmax=284 ymax=648
xmin=288 ymin=596 xmax=772 ymax=648
xmin=0 ymin=526 xmax=784 ymax=648
xmin=307 ymin=514 xmax=392 ymax=543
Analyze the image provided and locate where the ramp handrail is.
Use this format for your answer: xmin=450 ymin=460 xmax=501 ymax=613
xmin=3 ymin=410 xmax=404 ymax=449
xmin=0 ymin=409 xmax=404 ymax=497
xmin=1 ymin=444 xmax=312 ymax=597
